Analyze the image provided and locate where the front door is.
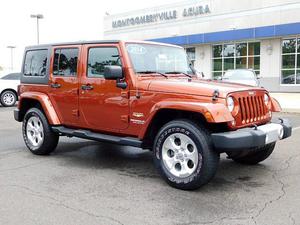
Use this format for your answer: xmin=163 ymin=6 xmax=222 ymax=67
xmin=48 ymin=46 xmax=80 ymax=126
xmin=79 ymin=44 xmax=129 ymax=132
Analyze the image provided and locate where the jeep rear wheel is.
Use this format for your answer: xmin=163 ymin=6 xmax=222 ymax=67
xmin=228 ymin=142 xmax=276 ymax=165
xmin=0 ymin=90 xmax=17 ymax=107
xmin=23 ymin=108 xmax=59 ymax=155
xmin=153 ymin=120 xmax=219 ymax=190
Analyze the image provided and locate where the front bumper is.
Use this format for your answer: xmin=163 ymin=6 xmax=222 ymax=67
xmin=211 ymin=118 xmax=292 ymax=151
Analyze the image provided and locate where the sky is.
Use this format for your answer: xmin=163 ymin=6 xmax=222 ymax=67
xmin=0 ymin=0 xmax=177 ymax=74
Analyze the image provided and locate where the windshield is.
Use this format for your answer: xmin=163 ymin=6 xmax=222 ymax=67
xmin=126 ymin=43 xmax=191 ymax=74
xmin=223 ymin=70 xmax=256 ymax=80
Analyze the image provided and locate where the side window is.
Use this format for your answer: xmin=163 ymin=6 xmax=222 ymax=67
xmin=24 ymin=50 xmax=48 ymax=76
xmin=87 ymin=47 xmax=121 ymax=77
xmin=53 ymin=48 xmax=79 ymax=76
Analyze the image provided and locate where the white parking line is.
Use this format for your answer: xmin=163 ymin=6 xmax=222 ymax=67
xmin=293 ymin=126 xmax=300 ymax=131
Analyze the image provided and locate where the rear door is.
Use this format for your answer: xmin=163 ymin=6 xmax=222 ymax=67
xmin=48 ymin=45 xmax=81 ymax=126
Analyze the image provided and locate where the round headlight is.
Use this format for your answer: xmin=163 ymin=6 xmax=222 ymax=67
xmin=227 ymin=97 xmax=234 ymax=112
xmin=264 ymin=94 xmax=269 ymax=105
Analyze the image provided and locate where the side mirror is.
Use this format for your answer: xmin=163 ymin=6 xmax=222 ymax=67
xmin=104 ymin=65 xmax=123 ymax=80
xmin=257 ymin=75 xmax=262 ymax=80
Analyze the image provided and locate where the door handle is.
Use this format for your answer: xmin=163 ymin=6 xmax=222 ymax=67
xmin=81 ymin=84 xmax=94 ymax=91
xmin=50 ymin=83 xmax=61 ymax=88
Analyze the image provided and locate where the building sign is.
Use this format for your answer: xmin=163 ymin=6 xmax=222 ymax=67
xmin=112 ymin=4 xmax=210 ymax=29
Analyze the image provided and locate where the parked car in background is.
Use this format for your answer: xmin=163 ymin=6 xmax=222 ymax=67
xmin=222 ymin=69 xmax=260 ymax=87
xmin=0 ymin=73 xmax=20 ymax=107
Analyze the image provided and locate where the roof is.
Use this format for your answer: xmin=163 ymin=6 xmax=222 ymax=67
xmin=26 ymin=40 xmax=121 ymax=49
xmin=24 ymin=40 xmax=182 ymax=49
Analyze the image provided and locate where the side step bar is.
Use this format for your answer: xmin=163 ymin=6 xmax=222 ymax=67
xmin=52 ymin=126 xmax=142 ymax=148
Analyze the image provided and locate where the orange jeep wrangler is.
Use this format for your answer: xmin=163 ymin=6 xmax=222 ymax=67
xmin=14 ymin=40 xmax=292 ymax=190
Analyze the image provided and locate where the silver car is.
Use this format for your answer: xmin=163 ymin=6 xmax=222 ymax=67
xmin=222 ymin=69 xmax=260 ymax=86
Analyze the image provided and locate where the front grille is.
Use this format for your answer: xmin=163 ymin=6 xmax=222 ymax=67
xmin=237 ymin=95 xmax=267 ymax=124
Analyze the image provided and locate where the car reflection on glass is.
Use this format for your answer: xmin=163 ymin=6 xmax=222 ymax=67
xmin=220 ymin=69 xmax=260 ymax=87
xmin=281 ymin=73 xmax=300 ymax=84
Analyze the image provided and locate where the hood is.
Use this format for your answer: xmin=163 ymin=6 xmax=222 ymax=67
xmin=146 ymin=78 xmax=265 ymax=98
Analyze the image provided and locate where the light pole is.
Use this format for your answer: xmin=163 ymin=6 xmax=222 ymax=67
xmin=30 ymin=14 xmax=44 ymax=44
xmin=7 ymin=46 xmax=16 ymax=71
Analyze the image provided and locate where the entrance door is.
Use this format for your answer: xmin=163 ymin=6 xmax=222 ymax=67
xmin=48 ymin=46 xmax=80 ymax=126
xmin=79 ymin=44 xmax=129 ymax=132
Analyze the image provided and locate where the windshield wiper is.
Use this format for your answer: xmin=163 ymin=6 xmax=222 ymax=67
xmin=136 ymin=71 xmax=168 ymax=78
xmin=165 ymin=71 xmax=193 ymax=78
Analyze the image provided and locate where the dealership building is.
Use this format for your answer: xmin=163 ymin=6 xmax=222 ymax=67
xmin=104 ymin=0 xmax=300 ymax=92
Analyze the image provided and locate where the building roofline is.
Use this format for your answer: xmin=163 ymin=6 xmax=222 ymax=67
xmin=148 ymin=22 xmax=300 ymax=45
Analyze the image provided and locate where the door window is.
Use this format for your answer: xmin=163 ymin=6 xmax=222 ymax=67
xmin=53 ymin=48 xmax=79 ymax=76
xmin=87 ymin=47 xmax=121 ymax=77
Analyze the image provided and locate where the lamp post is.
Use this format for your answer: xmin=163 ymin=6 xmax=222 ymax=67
xmin=7 ymin=46 xmax=16 ymax=71
xmin=30 ymin=14 xmax=44 ymax=44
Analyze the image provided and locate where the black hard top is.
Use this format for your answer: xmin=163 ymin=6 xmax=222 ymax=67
xmin=26 ymin=40 xmax=121 ymax=49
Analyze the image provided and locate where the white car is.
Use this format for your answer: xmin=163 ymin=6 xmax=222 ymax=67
xmin=0 ymin=73 xmax=20 ymax=107
xmin=222 ymin=69 xmax=260 ymax=86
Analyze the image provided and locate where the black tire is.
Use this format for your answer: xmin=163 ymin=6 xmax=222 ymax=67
xmin=153 ymin=119 xmax=220 ymax=190
xmin=22 ymin=108 xmax=59 ymax=155
xmin=228 ymin=142 xmax=276 ymax=165
xmin=0 ymin=90 xmax=17 ymax=107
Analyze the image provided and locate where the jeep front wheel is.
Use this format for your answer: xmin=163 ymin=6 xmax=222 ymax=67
xmin=23 ymin=108 xmax=59 ymax=155
xmin=153 ymin=120 xmax=219 ymax=190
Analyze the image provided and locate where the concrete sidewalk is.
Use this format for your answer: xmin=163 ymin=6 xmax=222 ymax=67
xmin=270 ymin=93 xmax=300 ymax=113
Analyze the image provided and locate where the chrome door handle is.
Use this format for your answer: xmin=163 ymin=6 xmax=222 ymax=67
xmin=81 ymin=84 xmax=93 ymax=91
xmin=50 ymin=83 xmax=61 ymax=88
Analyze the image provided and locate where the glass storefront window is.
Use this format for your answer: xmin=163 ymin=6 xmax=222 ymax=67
xmin=236 ymin=57 xmax=247 ymax=69
xmin=282 ymin=55 xmax=296 ymax=69
xmin=248 ymin=57 xmax=260 ymax=70
xmin=224 ymin=58 xmax=234 ymax=70
xmin=282 ymin=39 xmax=296 ymax=54
xmin=297 ymin=70 xmax=300 ymax=84
xmin=223 ymin=44 xmax=235 ymax=57
xmin=236 ymin=43 xmax=247 ymax=57
xmin=281 ymin=37 xmax=300 ymax=85
xmin=213 ymin=45 xmax=222 ymax=58
xmin=281 ymin=70 xmax=295 ymax=84
xmin=213 ymin=58 xmax=222 ymax=71
xmin=212 ymin=42 xmax=260 ymax=78
xmin=248 ymin=42 xmax=260 ymax=56
xmin=186 ymin=48 xmax=196 ymax=61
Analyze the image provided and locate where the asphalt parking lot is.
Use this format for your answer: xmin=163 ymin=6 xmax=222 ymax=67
xmin=0 ymin=106 xmax=300 ymax=225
